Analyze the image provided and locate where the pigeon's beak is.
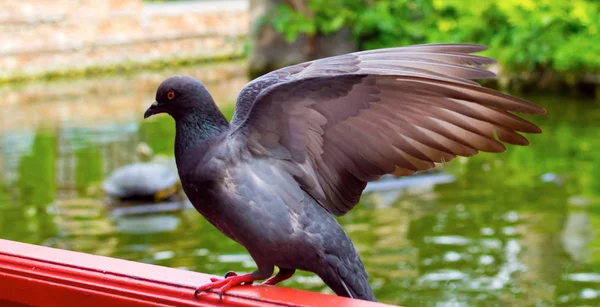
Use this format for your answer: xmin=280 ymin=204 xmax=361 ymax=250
xmin=144 ymin=101 xmax=163 ymax=119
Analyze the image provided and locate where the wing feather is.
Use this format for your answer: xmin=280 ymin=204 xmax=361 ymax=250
xmin=231 ymin=44 xmax=545 ymax=216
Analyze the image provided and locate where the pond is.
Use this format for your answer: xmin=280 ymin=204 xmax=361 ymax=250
xmin=1 ymin=63 xmax=599 ymax=306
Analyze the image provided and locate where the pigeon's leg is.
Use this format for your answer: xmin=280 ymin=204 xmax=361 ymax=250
xmin=194 ymin=265 xmax=274 ymax=300
xmin=262 ymin=268 xmax=295 ymax=285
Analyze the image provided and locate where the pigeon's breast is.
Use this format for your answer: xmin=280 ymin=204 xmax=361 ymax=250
xmin=193 ymin=158 xmax=317 ymax=252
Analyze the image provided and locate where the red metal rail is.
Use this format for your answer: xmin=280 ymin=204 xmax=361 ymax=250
xmin=0 ymin=239 xmax=397 ymax=307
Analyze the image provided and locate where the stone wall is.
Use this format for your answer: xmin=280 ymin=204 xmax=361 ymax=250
xmin=0 ymin=0 xmax=249 ymax=81
xmin=0 ymin=61 xmax=248 ymax=132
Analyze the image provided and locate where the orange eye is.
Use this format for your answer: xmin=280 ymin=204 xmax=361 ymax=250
xmin=167 ymin=91 xmax=175 ymax=100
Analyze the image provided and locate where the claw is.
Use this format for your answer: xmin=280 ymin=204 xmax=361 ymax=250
xmin=193 ymin=273 xmax=256 ymax=301
xmin=224 ymin=271 xmax=238 ymax=278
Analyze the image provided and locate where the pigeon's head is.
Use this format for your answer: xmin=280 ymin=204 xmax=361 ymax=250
xmin=144 ymin=76 xmax=213 ymax=119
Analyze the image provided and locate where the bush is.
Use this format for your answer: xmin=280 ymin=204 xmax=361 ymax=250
xmin=269 ymin=0 xmax=600 ymax=75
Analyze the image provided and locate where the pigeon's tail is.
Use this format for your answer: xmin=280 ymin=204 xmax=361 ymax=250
xmin=317 ymin=250 xmax=376 ymax=302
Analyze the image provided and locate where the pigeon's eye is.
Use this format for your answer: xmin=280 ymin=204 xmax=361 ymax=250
xmin=167 ymin=91 xmax=176 ymax=100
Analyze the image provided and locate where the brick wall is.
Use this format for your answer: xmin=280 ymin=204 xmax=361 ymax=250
xmin=0 ymin=0 xmax=249 ymax=80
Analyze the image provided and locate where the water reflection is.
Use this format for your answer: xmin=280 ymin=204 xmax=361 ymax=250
xmin=1 ymin=67 xmax=600 ymax=306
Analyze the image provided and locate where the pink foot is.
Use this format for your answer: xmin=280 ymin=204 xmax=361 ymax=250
xmin=194 ymin=272 xmax=256 ymax=300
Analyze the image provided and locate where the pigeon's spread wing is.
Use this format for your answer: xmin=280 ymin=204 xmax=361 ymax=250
xmin=232 ymin=44 xmax=545 ymax=216
xmin=231 ymin=44 xmax=497 ymax=125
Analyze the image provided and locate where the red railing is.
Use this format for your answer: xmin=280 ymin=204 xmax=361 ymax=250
xmin=0 ymin=239 xmax=397 ymax=307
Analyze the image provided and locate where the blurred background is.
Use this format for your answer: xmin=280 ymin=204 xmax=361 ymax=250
xmin=1 ymin=0 xmax=599 ymax=306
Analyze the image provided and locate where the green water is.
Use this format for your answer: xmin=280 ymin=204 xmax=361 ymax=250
xmin=1 ymin=69 xmax=599 ymax=306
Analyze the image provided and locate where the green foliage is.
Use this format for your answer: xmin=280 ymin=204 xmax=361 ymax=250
xmin=17 ymin=130 xmax=56 ymax=206
xmin=271 ymin=4 xmax=316 ymax=42
xmin=75 ymin=143 xmax=104 ymax=195
xmin=269 ymin=0 xmax=600 ymax=74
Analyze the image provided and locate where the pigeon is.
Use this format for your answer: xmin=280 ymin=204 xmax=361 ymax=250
xmin=143 ymin=43 xmax=545 ymax=301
